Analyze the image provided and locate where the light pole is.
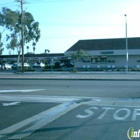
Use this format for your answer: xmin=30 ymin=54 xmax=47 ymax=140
xmin=124 ymin=14 xmax=128 ymax=73
xmin=51 ymin=57 xmax=53 ymax=71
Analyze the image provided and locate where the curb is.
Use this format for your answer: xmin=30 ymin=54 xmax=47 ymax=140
xmin=1 ymin=72 xmax=140 ymax=80
xmin=1 ymin=77 xmax=140 ymax=81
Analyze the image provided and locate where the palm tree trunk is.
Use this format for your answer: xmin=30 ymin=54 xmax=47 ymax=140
xmin=73 ymin=60 xmax=77 ymax=71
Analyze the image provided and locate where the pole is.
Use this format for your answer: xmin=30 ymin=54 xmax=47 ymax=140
xmin=20 ymin=0 xmax=24 ymax=73
xmin=51 ymin=58 xmax=53 ymax=71
xmin=124 ymin=14 xmax=128 ymax=73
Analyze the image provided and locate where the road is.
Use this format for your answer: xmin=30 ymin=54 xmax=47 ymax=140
xmin=1 ymin=79 xmax=140 ymax=98
xmin=0 ymin=78 xmax=140 ymax=140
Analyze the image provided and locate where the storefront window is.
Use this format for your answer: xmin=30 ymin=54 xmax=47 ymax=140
xmin=100 ymin=56 xmax=107 ymax=63
xmin=91 ymin=57 xmax=98 ymax=63
xmin=91 ymin=56 xmax=108 ymax=63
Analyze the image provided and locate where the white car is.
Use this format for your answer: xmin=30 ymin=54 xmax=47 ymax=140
xmin=12 ymin=63 xmax=30 ymax=69
xmin=33 ymin=62 xmax=45 ymax=68
xmin=1 ymin=63 xmax=12 ymax=69
xmin=23 ymin=63 xmax=30 ymax=67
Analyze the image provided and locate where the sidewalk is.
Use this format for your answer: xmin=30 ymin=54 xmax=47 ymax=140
xmin=1 ymin=71 xmax=140 ymax=80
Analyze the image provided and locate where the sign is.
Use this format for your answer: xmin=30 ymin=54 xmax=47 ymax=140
xmin=127 ymin=127 xmax=140 ymax=139
xmin=101 ymin=51 xmax=114 ymax=55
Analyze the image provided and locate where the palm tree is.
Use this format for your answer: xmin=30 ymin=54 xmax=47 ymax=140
xmin=32 ymin=42 xmax=36 ymax=54
xmin=33 ymin=46 xmax=36 ymax=54
xmin=45 ymin=49 xmax=50 ymax=54
xmin=27 ymin=46 xmax=29 ymax=53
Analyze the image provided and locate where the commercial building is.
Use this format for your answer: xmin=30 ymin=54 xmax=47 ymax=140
xmin=1 ymin=37 xmax=140 ymax=70
xmin=0 ymin=53 xmax=65 ymax=65
xmin=65 ymin=37 xmax=140 ymax=70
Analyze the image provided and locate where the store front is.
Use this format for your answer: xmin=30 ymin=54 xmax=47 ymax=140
xmin=65 ymin=37 xmax=140 ymax=70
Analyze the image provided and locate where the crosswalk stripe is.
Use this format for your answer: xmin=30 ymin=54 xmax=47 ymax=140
xmin=0 ymin=101 xmax=80 ymax=139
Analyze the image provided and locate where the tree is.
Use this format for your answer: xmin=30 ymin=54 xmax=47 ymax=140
xmin=32 ymin=42 xmax=36 ymax=54
xmin=0 ymin=7 xmax=19 ymax=32
xmin=0 ymin=7 xmax=17 ymax=55
xmin=0 ymin=33 xmax=4 ymax=55
xmin=45 ymin=49 xmax=50 ymax=54
xmin=26 ymin=45 xmax=29 ymax=53
xmin=6 ymin=36 xmax=19 ymax=54
xmin=70 ymin=49 xmax=91 ymax=71
xmin=0 ymin=7 xmax=41 ymax=54
xmin=0 ymin=7 xmax=20 ymax=54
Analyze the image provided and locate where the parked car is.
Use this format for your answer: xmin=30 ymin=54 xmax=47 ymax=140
xmin=1 ymin=63 xmax=12 ymax=70
xmin=29 ymin=63 xmax=35 ymax=68
xmin=5 ymin=63 xmax=12 ymax=69
xmin=33 ymin=62 xmax=45 ymax=68
xmin=60 ymin=62 xmax=74 ymax=68
xmin=12 ymin=63 xmax=19 ymax=69
xmin=23 ymin=63 xmax=30 ymax=68
xmin=12 ymin=63 xmax=30 ymax=69
xmin=65 ymin=62 xmax=74 ymax=67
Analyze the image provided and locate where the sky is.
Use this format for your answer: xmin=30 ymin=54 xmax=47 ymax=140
xmin=1 ymin=0 xmax=140 ymax=55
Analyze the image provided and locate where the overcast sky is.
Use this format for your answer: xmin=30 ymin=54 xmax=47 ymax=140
xmin=1 ymin=0 xmax=140 ymax=54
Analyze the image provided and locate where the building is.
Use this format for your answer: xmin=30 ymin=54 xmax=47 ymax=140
xmin=65 ymin=37 xmax=140 ymax=70
xmin=1 ymin=37 xmax=140 ymax=70
xmin=0 ymin=53 xmax=66 ymax=65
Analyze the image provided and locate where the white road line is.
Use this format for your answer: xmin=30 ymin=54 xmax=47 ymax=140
xmin=0 ymin=89 xmax=45 ymax=93
xmin=2 ymin=102 xmax=21 ymax=106
xmin=0 ymin=94 xmax=87 ymax=103
xmin=0 ymin=101 xmax=80 ymax=139
xmin=0 ymin=94 xmax=140 ymax=107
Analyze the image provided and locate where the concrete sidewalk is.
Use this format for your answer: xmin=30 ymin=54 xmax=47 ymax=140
xmin=1 ymin=71 xmax=140 ymax=80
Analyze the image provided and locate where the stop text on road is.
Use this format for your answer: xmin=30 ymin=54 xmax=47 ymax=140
xmin=76 ymin=106 xmax=140 ymax=121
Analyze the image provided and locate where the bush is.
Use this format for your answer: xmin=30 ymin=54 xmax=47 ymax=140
xmin=54 ymin=62 xmax=61 ymax=68
xmin=72 ymin=69 xmax=78 ymax=72
xmin=44 ymin=66 xmax=52 ymax=69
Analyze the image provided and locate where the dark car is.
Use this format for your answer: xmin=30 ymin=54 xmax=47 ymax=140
xmin=60 ymin=62 xmax=74 ymax=68
xmin=12 ymin=63 xmax=20 ymax=69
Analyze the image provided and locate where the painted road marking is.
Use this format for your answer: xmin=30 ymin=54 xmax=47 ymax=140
xmin=76 ymin=106 xmax=140 ymax=121
xmin=0 ymin=101 xmax=80 ymax=139
xmin=113 ymin=108 xmax=131 ymax=120
xmin=76 ymin=107 xmax=98 ymax=119
xmin=0 ymin=94 xmax=82 ymax=103
xmin=0 ymin=94 xmax=137 ymax=106
xmin=2 ymin=102 xmax=21 ymax=106
xmin=0 ymin=89 xmax=45 ymax=93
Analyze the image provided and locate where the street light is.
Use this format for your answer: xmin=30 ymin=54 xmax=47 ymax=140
xmin=124 ymin=14 xmax=128 ymax=73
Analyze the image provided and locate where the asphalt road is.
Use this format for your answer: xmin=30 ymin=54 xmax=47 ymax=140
xmin=0 ymin=79 xmax=140 ymax=140
xmin=27 ymin=105 xmax=140 ymax=140
xmin=0 ymin=79 xmax=140 ymax=98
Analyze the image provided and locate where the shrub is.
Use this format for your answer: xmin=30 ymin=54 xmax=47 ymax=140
xmin=54 ymin=62 xmax=61 ymax=68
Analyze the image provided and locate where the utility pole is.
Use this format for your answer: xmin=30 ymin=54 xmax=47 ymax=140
xmin=124 ymin=14 xmax=128 ymax=73
xmin=16 ymin=0 xmax=25 ymax=73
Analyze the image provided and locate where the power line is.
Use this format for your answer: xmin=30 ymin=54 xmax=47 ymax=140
xmin=0 ymin=2 xmax=16 ymax=7
xmin=0 ymin=0 xmax=81 ymax=10
xmin=0 ymin=0 xmax=82 ymax=7
xmin=26 ymin=0 xmax=82 ymax=4
xmin=38 ymin=0 xmax=80 ymax=1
